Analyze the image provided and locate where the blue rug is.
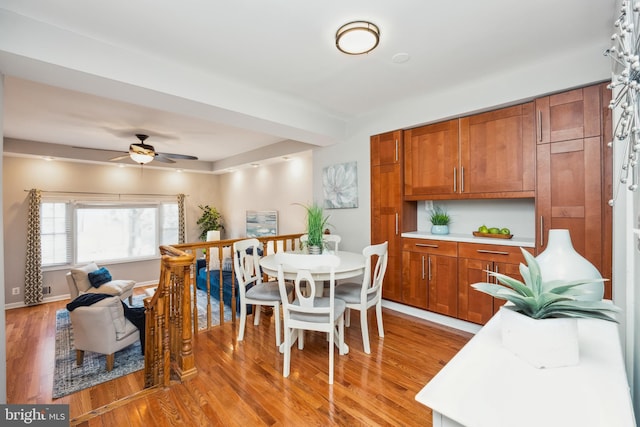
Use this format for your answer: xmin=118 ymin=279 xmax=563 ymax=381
xmin=52 ymin=288 xmax=232 ymax=398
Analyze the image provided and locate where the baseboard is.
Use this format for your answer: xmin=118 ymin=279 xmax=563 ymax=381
xmin=4 ymin=281 xmax=156 ymax=310
xmin=381 ymin=300 xmax=482 ymax=335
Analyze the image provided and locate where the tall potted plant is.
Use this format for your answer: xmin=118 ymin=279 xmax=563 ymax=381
xmin=297 ymin=203 xmax=330 ymax=254
xmin=196 ymin=204 xmax=224 ymax=241
xmin=472 ymin=248 xmax=619 ymax=368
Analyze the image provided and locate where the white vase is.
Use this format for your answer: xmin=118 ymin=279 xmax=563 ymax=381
xmin=500 ymin=306 xmax=579 ymax=369
xmin=535 ymin=229 xmax=603 ymax=301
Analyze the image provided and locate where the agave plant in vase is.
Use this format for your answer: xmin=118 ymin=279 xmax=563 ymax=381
xmin=472 ymin=248 xmax=619 ymax=368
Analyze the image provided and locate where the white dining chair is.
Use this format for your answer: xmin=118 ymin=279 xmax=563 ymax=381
xmin=334 ymin=241 xmax=388 ymax=354
xmin=275 ymin=252 xmax=346 ymax=384
xmin=300 ymin=234 xmax=341 ymax=252
xmin=233 ymin=238 xmax=292 ymax=347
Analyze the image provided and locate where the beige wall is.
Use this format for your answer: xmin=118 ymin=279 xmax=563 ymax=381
xmin=2 ymin=150 xmax=313 ymax=305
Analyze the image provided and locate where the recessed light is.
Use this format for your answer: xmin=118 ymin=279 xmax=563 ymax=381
xmin=42 ymin=156 xmax=55 ymax=161
xmin=251 ymin=163 xmax=260 ymax=168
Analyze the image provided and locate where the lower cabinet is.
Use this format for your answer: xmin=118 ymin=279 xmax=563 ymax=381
xmin=402 ymin=239 xmax=458 ymax=316
xmin=402 ymin=238 xmax=532 ymax=325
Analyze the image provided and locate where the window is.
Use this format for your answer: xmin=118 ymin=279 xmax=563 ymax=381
xmin=41 ymin=200 xmax=179 ymax=267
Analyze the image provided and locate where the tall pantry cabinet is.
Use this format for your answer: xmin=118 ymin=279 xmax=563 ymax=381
xmin=535 ymin=83 xmax=613 ymax=298
xmin=371 ymin=131 xmax=416 ymax=302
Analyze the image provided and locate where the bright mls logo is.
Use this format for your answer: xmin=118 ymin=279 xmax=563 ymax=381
xmin=1 ymin=405 xmax=68 ymax=426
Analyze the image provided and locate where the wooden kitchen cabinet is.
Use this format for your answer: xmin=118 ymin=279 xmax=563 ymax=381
xmin=371 ymin=130 xmax=416 ymax=302
xmin=535 ymin=84 xmax=601 ymax=144
xmin=404 ymin=119 xmax=459 ymax=198
xmin=457 ymin=243 xmax=530 ymax=325
xmin=535 ymin=83 xmax=612 ymax=298
xmin=402 ymin=239 xmax=458 ymax=315
xmin=459 ymin=103 xmax=535 ymax=196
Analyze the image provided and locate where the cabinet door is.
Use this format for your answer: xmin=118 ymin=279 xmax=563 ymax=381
xmin=458 ymin=258 xmax=495 ymax=324
xmin=402 ymin=251 xmax=428 ymax=309
xmin=536 ymin=84 xmax=601 ymax=144
xmin=428 ymin=254 xmax=458 ymax=317
xmin=536 ymin=137 xmax=604 ymax=277
xmin=404 ymin=120 xmax=459 ymax=198
xmin=459 ymin=103 xmax=535 ymax=195
xmin=371 ymin=131 xmax=404 ymax=302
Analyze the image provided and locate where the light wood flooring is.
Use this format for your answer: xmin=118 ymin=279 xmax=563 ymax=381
xmin=5 ymin=287 xmax=472 ymax=426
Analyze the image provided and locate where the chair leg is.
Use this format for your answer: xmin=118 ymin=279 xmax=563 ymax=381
xmin=253 ymin=304 xmax=261 ymax=325
xmin=360 ymin=309 xmax=371 ymax=354
xmin=376 ymin=301 xmax=385 ymax=337
xmin=76 ymin=350 xmax=84 ymax=366
xmin=106 ymin=353 xmax=115 ymax=371
xmin=328 ymin=323 xmax=335 ymax=385
xmin=274 ymin=304 xmax=281 ymax=347
xmin=238 ymin=303 xmax=248 ymax=341
xmin=345 ymin=308 xmax=351 ymax=327
xmin=283 ymin=327 xmax=291 ymax=378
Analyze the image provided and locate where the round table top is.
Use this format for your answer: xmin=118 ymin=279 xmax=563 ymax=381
xmin=260 ymin=250 xmax=366 ymax=280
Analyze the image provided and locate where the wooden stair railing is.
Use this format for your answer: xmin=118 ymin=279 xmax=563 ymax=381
xmin=144 ymin=245 xmax=197 ymax=388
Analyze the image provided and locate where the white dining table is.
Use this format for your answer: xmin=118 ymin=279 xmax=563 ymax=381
xmin=259 ymin=250 xmax=366 ymax=354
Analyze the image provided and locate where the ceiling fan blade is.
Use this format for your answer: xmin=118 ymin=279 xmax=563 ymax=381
xmin=72 ymin=146 xmax=127 ymax=155
xmin=158 ymin=152 xmax=199 ymax=160
xmin=109 ymin=154 xmax=131 ymax=161
xmin=152 ymin=155 xmax=176 ymax=164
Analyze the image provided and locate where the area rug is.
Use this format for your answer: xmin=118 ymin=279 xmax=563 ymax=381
xmin=52 ymin=288 xmax=232 ymax=398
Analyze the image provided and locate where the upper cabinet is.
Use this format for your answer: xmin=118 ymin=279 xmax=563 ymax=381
xmin=535 ymin=85 xmax=602 ymax=144
xmin=404 ymin=103 xmax=535 ymax=200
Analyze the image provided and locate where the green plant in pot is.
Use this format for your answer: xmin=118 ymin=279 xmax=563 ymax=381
xmin=429 ymin=205 xmax=450 ymax=235
xmin=297 ymin=203 xmax=330 ymax=254
xmin=196 ymin=204 xmax=224 ymax=241
xmin=472 ymin=248 xmax=619 ymax=368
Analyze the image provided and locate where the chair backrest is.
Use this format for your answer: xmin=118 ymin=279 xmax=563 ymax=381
xmin=275 ymin=252 xmax=340 ymax=320
xmin=362 ymin=241 xmax=389 ymax=300
xmin=300 ymin=234 xmax=341 ymax=252
xmin=233 ymin=238 xmax=263 ymax=299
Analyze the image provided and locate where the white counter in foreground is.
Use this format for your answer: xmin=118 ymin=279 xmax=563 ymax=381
xmin=415 ymin=311 xmax=636 ymax=427
xmin=401 ymin=231 xmax=535 ymax=248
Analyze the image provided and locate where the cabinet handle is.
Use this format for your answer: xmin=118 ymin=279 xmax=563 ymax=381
xmin=395 ymin=212 xmax=399 ymax=235
xmin=539 ymin=216 xmax=544 ymax=247
xmin=486 ymin=264 xmax=491 ymax=282
xmin=421 ymin=255 xmax=425 ymax=280
xmin=538 ymin=110 xmax=543 ymax=142
xmin=477 ymin=249 xmax=510 ymax=256
xmin=416 ymin=243 xmax=438 ymax=248
xmin=395 ymin=139 xmax=399 ymax=162
xmin=453 ymin=167 xmax=457 ymax=192
xmin=461 ymin=166 xmax=465 ymax=193
xmin=428 ymin=256 xmax=432 ymax=281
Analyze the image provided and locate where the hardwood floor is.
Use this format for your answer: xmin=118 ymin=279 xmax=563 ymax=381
xmin=6 ymin=288 xmax=472 ymax=426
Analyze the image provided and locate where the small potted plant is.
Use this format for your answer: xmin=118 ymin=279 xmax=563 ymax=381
xmin=196 ymin=204 xmax=224 ymax=241
xmin=429 ymin=206 xmax=450 ymax=235
xmin=472 ymin=248 xmax=619 ymax=368
xmin=297 ymin=203 xmax=330 ymax=254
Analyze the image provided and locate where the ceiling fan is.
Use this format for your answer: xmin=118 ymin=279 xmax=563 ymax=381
xmin=108 ymin=134 xmax=199 ymax=165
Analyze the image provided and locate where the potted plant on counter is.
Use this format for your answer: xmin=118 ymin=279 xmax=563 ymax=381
xmin=429 ymin=206 xmax=450 ymax=235
xmin=471 ymin=248 xmax=619 ymax=368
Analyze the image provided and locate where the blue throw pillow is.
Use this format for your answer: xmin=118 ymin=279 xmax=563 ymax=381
xmin=88 ymin=267 xmax=112 ymax=288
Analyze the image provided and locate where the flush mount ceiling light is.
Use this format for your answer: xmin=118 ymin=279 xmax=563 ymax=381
xmin=336 ymin=21 xmax=380 ymax=55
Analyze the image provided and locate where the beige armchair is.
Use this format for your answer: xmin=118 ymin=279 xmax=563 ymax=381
xmin=66 ymin=262 xmax=135 ymax=304
xmin=69 ymin=295 xmax=140 ymax=371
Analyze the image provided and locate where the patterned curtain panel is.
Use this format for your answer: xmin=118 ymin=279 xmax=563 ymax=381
xmin=177 ymin=193 xmax=186 ymax=244
xmin=25 ymin=189 xmax=43 ymax=305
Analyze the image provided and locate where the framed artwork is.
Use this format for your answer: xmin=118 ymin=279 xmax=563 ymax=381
xmin=323 ymin=161 xmax=358 ymax=209
xmin=246 ymin=210 xmax=278 ymax=237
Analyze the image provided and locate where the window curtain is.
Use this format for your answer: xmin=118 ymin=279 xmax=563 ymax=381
xmin=177 ymin=193 xmax=186 ymax=244
xmin=25 ymin=189 xmax=43 ymax=305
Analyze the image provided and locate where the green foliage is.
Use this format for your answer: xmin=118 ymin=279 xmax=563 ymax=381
xmin=471 ymin=249 xmax=620 ymax=321
xmin=296 ymin=203 xmax=330 ymax=248
xmin=196 ymin=204 xmax=224 ymax=241
xmin=429 ymin=206 xmax=450 ymax=225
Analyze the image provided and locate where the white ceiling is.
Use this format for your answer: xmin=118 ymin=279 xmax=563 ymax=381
xmin=0 ymin=0 xmax=615 ymax=171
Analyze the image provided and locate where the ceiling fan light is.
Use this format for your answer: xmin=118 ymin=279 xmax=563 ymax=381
xmin=336 ymin=21 xmax=380 ymax=55
xmin=130 ymin=152 xmax=154 ymax=164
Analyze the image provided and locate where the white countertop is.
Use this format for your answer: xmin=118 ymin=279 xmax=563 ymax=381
xmin=402 ymin=231 xmax=535 ymax=248
xmin=415 ymin=311 xmax=636 ymax=427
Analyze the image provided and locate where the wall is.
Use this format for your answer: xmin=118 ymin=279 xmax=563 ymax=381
xmin=2 ymin=155 xmax=221 ymax=304
xmin=218 ymin=150 xmax=313 ymax=239
xmin=0 ymin=73 xmax=7 ymax=403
